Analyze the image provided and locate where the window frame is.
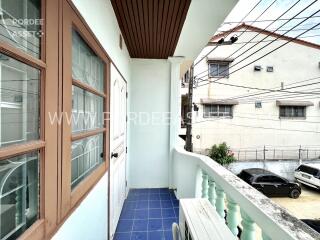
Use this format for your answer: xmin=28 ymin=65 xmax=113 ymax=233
xmin=279 ymin=105 xmax=306 ymax=119
xmin=203 ymin=104 xmax=233 ymax=118
xmin=208 ymin=61 xmax=230 ymax=78
xmin=0 ymin=0 xmax=59 ymax=240
xmin=60 ymin=0 xmax=110 ymax=221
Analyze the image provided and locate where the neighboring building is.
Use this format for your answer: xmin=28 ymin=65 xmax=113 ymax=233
xmin=182 ymin=24 xmax=320 ymax=158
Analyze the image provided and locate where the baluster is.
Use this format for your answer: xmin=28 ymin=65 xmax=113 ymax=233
xmin=201 ymin=170 xmax=209 ymax=198
xmin=262 ymin=232 xmax=272 ymax=240
xmin=226 ymin=197 xmax=239 ymax=236
xmin=215 ymin=185 xmax=225 ymax=218
xmin=240 ymin=209 xmax=256 ymax=240
xmin=208 ymin=178 xmax=216 ymax=207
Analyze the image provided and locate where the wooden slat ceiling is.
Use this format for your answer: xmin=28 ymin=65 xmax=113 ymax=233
xmin=111 ymin=0 xmax=191 ymax=59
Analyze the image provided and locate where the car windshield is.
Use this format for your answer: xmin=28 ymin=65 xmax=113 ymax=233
xmin=297 ymin=165 xmax=319 ymax=177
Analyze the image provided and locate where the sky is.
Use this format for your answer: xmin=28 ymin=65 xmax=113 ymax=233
xmin=218 ymin=0 xmax=320 ymax=44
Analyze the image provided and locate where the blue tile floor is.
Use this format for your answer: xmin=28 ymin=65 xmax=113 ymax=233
xmin=114 ymin=188 xmax=179 ymax=240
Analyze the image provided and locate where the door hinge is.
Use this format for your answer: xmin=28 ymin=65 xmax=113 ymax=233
xmin=126 ymin=92 xmax=128 ymax=98
xmin=126 ymin=181 xmax=128 ymax=187
xmin=126 ymin=147 xmax=127 ymax=153
xmin=126 ymin=115 xmax=128 ymax=122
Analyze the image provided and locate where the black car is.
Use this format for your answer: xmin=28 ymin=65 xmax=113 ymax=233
xmin=238 ymin=168 xmax=301 ymax=199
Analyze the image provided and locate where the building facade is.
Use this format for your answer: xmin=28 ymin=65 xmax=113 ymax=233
xmin=183 ymin=24 xmax=320 ymax=159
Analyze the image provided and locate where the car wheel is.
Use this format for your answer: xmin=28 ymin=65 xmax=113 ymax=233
xmin=290 ymin=189 xmax=300 ymax=199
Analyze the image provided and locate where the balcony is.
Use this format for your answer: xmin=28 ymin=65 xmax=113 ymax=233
xmin=114 ymin=147 xmax=319 ymax=240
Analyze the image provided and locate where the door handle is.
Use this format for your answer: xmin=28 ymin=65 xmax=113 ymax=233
xmin=111 ymin=152 xmax=119 ymax=158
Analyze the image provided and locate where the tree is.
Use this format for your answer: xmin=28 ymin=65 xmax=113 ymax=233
xmin=208 ymin=142 xmax=236 ymax=165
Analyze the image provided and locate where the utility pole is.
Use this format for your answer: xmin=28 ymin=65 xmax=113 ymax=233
xmin=185 ymin=65 xmax=194 ymax=152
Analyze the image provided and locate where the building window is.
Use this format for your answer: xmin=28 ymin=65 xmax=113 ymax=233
xmin=208 ymin=62 xmax=229 ymax=78
xmin=203 ymin=104 xmax=233 ymax=118
xmin=0 ymin=0 xmax=42 ymax=58
xmin=71 ymin=29 xmax=105 ymax=189
xmin=279 ymin=106 xmax=306 ymax=118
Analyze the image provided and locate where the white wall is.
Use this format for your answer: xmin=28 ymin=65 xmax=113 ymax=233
xmin=129 ymin=59 xmax=171 ymax=188
xmin=53 ymin=173 xmax=109 ymax=240
xmin=192 ymin=28 xmax=320 ymax=153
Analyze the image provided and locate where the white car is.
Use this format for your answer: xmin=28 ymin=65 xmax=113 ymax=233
xmin=294 ymin=164 xmax=320 ymax=189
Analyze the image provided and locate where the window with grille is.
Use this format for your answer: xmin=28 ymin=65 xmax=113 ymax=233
xmin=208 ymin=62 xmax=229 ymax=78
xmin=279 ymin=106 xmax=306 ymax=118
xmin=71 ymin=29 xmax=105 ymax=189
xmin=203 ymin=104 xmax=233 ymax=118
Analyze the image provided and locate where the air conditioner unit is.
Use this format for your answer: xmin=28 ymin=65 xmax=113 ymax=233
xmin=177 ymin=199 xmax=235 ymax=240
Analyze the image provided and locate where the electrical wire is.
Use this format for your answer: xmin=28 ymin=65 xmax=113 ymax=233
xmin=222 ymin=15 xmax=320 ymax=24
xmin=196 ymin=21 xmax=320 ymax=88
xmin=196 ymin=0 xmax=320 ymax=80
xmin=193 ymin=0 xmax=265 ymax=66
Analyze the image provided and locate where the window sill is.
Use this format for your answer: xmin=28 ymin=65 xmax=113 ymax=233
xmin=279 ymin=117 xmax=306 ymax=120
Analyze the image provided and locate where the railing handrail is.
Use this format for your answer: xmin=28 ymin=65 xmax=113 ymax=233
xmin=173 ymin=147 xmax=320 ymax=240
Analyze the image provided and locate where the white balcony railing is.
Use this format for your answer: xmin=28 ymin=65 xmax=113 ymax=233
xmin=172 ymin=147 xmax=320 ymax=240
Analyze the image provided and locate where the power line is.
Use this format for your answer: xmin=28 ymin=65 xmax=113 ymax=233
xmin=193 ymin=0 xmax=267 ymax=66
xmin=195 ymin=77 xmax=320 ymax=95
xmin=197 ymin=21 xmax=320 ymax=88
xmin=222 ymin=0 xmax=302 ymax=61
xmin=217 ymin=27 xmax=320 ymax=34
xmin=196 ymin=1 xmax=320 ymax=80
xmin=222 ymin=15 xmax=320 ymax=24
xmin=192 ymin=119 xmax=320 ymax=133
xmin=208 ymin=34 xmax=320 ymax=45
xmin=209 ymin=76 xmax=320 ymax=101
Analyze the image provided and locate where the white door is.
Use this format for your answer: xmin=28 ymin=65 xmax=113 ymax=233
xmin=110 ymin=64 xmax=127 ymax=239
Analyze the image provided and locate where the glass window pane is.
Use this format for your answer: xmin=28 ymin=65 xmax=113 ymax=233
xmin=0 ymin=0 xmax=41 ymax=58
xmin=71 ymin=134 xmax=104 ymax=189
xmin=72 ymin=86 xmax=104 ymax=133
xmin=0 ymin=54 xmax=40 ymax=147
xmin=72 ymin=30 xmax=104 ymax=93
xmin=219 ymin=64 xmax=229 ymax=77
xmin=0 ymin=151 xmax=39 ymax=240
xmin=209 ymin=64 xmax=218 ymax=77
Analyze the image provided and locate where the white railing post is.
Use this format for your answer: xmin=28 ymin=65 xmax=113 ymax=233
xmin=208 ymin=178 xmax=216 ymax=207
xmin=215 ymin=185 xmax=225 ymax=218
xmin=226 ymin=197 xmax=239 ymax=236
xmin=240 ymin=209 xmax=256 ymax=240
xmin=201 ymin=170 xmax=209 ymax=198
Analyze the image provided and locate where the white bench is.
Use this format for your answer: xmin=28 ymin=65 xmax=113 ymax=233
xmin=178 ymin=199 xmax=236 ymax=240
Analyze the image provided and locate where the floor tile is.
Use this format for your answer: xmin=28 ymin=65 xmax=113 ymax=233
xmin=138 ymin=194 xmax=149 ymax=200
xmin=161 ymin=200 xmax=173 ymax=208
xmin=162 ymin=218 xmax=176 ymax=230
xmin=149 ymin=194 xmax=160 ymax=200
xmin=136 ymin=200 xmax=148 ymax=209
xmin=135 ymin=209 xmax=148 ymax=219
xmin=116 ymin=220 xmax=133 ymax=232
xmin=120 ymin=209 xmax=135 ymax=220
xmin=148 ymin=231 xmax=164 ymax=240
xmin=162 ymin=208 xmax=175 ymax=218
xmin=149 ymin=209 xmax=162 ymax=219
xmin=114 ymin=232 xmax=131 ymax=240
xmin=148 ymin=219 xmax=163 ymax=231
xmin=160 ymin=194 xmax=171 ymax=200
xmin=115 ymin=188 xmax=180 ymax=240
xmin=149 ymin=200 xmax=161 ymax=209
xmin=132 ymin=220 xmax=148 ymax=231
xmin=131 ymin=231 xmax=147 ymax=240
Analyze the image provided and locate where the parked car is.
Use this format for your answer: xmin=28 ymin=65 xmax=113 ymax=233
xmin=238 ymin=168 xmax=301 ymax=199
xmin=294 ymin=164 xmax=320 ymax=190
xmin=301 ymin=219 xmax=320 ymax=233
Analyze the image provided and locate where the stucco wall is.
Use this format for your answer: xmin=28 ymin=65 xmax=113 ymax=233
xmin=191 ymin=29 xmax=320 ymax=152
xmin=129 ymin=59 xmax=171 ymax=188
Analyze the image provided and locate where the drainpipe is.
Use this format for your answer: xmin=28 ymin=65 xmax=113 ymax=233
xmin=185 ymin=65 xmax=194 ymax=152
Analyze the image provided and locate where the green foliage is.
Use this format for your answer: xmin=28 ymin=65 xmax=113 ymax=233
xmin=208 ymin=142 xmax=236 ymax=165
